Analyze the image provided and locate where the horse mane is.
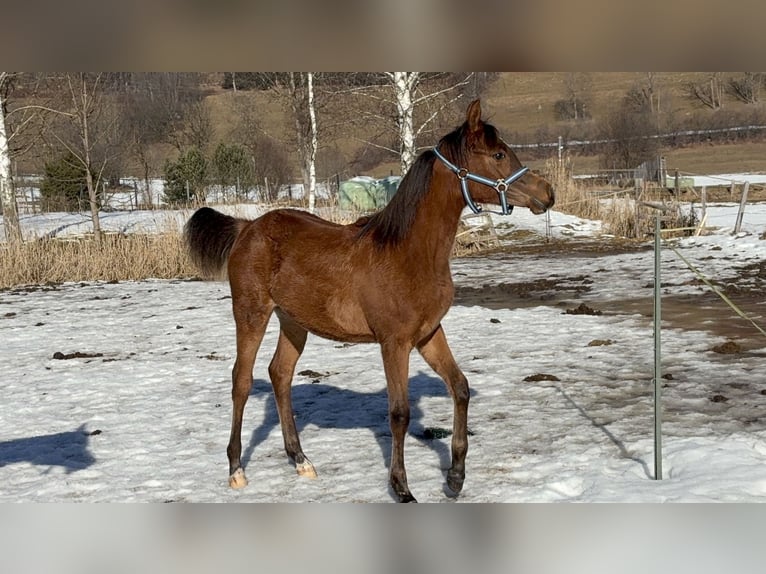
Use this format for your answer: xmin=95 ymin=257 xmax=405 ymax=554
xmin=357 ymin=120 xmax=503 ymax=248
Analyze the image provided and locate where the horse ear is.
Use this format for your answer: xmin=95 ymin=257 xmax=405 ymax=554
xmin=466 ymin=99 xmax=482 ymax=132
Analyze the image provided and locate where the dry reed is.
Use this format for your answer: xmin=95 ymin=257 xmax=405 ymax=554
xmin=544 ymin=157 xmax=602 ymax=223
xmin=543 ymin=157 xmax=693 ymax=239
xmin=0 ymin=232 xmax=196 ymax=289
xmin=0 ymin=205 xmax=371 ymax=289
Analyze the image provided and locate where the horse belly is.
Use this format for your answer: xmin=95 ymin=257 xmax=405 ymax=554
xmin=276 ymin=294 xmax=375 ymax=343
xmin=324 ymin=295 xmax=375 ymax=342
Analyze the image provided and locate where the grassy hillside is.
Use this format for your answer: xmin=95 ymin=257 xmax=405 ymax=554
xmin=481 ymin=72 xmax=766 ymax=175
xmin=201 ymin=72 xmax=765 ymax=180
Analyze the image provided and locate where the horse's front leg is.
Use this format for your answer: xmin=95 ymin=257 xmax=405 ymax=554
xmin=269 ymin=315 xmax=316 ymax=478
xmin=417 ymin=325 xmax=470 ymax=496
xmin=381 ymin=341 xmax=416 ymax=502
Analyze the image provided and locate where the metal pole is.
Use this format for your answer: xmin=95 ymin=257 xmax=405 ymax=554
xmin=653 ymin=212 xmax=663 ymax=480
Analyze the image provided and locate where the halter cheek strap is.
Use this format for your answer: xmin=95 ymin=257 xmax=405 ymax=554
xmin=432 ymin=147 xmax=529 ymax=215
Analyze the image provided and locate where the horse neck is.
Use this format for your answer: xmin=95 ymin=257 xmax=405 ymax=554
xmin=406 ymin=170 xmax=466 ymax=267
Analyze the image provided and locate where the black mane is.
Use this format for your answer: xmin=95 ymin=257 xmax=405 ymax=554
xmin=357 ymin=120 xmax=502 ymax=248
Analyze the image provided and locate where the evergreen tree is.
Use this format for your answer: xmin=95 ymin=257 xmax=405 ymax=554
xmin=40 ymin=151 xmax=94 ymax=211
xmin=163 ymin=147 xmax=208 ymax=204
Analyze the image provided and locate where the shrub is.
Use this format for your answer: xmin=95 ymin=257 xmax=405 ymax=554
xmin=211 ymin=142 xmax=254 ymax=200
xmin=163 ymin=147 xmax=208 ymax=205
xmin=39 ymin=152 xmax=94 ymax=211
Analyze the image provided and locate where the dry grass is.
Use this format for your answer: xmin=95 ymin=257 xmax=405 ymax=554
xmin=1 ymin=232 xmax=196 ymax=289
xmin=544 ymin=157 xmax=601 ymax=222
xmin=545 ymin=156 xmax=695 ymax=239
xmin=0 ymin=205 xmax=376 ymax=289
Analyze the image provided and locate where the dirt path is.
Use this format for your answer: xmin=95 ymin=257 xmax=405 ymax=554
xmin=453 ymin=239 xmax=766 ymax=352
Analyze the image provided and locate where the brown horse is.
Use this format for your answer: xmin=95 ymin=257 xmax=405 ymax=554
xmin=184 ymin=99 xmax=554 ymax=502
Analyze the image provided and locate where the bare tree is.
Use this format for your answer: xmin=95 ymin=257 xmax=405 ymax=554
xmin=556 ymin=73 xmax=593 ymax=121
xmin=45 ymin=73 xmax=121 ymax=242
xmin=0 ymin=72 xmax=21 ymax=242
xmin=294 ymin=72 xmax=318 ymax=212
xmin=224 ymin=93 xmax=291 ymax=201
xmin=246 ymin=73 xmax=326 ymax=206
xmin=686 ymin=72 xmax=725 ymax=109
xmin=350 ymin=72 xmax=474 ymax=175
xmin=728 ymin=72 xmax=764 ymax=104
xmin=390 ymin=72 xmax=418 ymax=175
xmin=1 ymin=72 xmax=49 ymax=242
xmin=598 ymin=102 xmax=660 ymax=170
xmin=171 ymin=99 xmax=213 ymax=153
xmin=119 ymin=75 xmax=183 ymax=206
xmin=625 ymin=72 xmax=662 ymax=114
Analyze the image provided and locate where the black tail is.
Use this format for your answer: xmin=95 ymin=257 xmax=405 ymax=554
xmin=184 ymin=207 xmax=247 ymax=279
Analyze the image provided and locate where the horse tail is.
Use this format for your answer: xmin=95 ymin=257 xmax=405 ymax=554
xmin=184 ymin=207 xmax=248 ymax=280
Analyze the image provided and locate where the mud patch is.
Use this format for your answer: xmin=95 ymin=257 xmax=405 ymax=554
xmin=608 ymin=293 xmax=765 ymax=351
xmin=417 ymin=426 xmax=475 ymax=440
xmin=721 ymin=259 xmax=766 ymax=297
xmin=455 ymin=238 xmax=766 ymax=351
xmin=298 ymin=369 xmax=338 ymax=383
xmin=712 ymin=341 xmax=743 ymax=354
xmin=588 ymin=339 xmax=615 ymax=346
xmin=454 ymin=275 xmax=593 ymax=309
xmin=52 ymin=351 xmax=104 ymax=360
xmin=523 ymin=373 xmax=561 ymax=382
xmin=566 ymin=303 xmax=602 ymax=316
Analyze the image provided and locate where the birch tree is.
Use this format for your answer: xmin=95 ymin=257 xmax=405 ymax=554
xmin=353 ymin=73 xmax=474 ymax=176
xmin=0 ymin=72 xmax=20 ymax=242
xmin=390 ymin=72 xmax=418 ymax=176
xmin=288 ymin=72 xmax=319 ymax=212
xmin=251 ymin=73 xmax=322 ymax=210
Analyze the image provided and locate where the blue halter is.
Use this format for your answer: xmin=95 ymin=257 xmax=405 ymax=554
xmin=432 ymin=146 xmax=529 ymax=215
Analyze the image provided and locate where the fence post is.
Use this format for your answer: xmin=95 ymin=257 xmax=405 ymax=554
xmin=653 ymin=212 xmax=663 ymax=480
xmin=733 ymin=181 xmax=750 ymax=234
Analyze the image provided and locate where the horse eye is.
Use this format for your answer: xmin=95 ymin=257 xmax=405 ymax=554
xmin=493 ymin=152 xmax=506 ymax=160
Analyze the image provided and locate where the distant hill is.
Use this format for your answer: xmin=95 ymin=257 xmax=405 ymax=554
xmin=204 ymin=72 xmax=766 ymax=178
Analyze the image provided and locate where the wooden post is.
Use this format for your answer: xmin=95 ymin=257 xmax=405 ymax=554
xmin=700 ymin=185 xmax=707 ymax=223
xmin=733 ymin=181 xmax=750 ymax=234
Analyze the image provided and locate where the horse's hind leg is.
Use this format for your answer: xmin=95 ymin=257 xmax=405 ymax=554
xmin=269 ymin=313 xmax=316 ymax=478
xmin=417 ymin=325 xmax=470 ymax=496
xmin=227 ymin=302 xmax=273 ymax=489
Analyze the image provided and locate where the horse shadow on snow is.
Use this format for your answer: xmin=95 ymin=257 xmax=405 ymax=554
xmin=0 ymin=424 xmax=96 ymax=473
xmin=243 ymin=372 xmax=477 ymax=479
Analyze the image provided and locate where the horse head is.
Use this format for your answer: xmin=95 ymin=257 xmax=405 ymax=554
xmin=435 ymin=99 xmax=555 ymax=215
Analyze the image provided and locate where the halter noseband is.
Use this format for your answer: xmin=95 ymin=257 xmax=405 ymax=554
xmin=432 ymin=146 xmax=529 ymax=215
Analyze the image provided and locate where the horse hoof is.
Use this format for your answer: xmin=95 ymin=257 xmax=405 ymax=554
xmin=229 ymin=468 xmax=248 ymax=489
xmin=447 ymin=474 xmax=464 ymax=496
xmin=398 ymin=493 xmax=418 ymax=503
xmin=296 ymin=460 xmax=317 ymax=479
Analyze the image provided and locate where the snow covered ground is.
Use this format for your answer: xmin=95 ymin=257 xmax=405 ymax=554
xmin=1 ymin=200 xmax=765 ymax=502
